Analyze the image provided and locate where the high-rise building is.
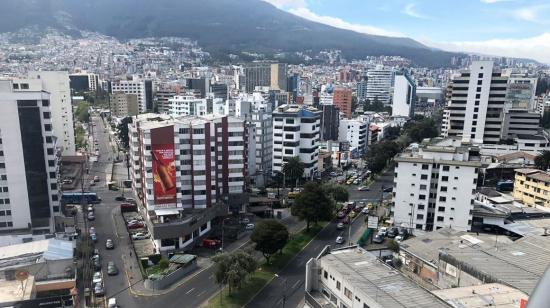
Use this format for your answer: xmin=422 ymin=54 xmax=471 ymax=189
xmin=110 ymin=92 xmax=139 ymax=117
xmin=244 ymin=63 xmax=288 ymax=93
xmin=111 ymin=79 xmax=154 ymax=113
xmin=167 ymin=95 xmax=208 ymax=117
xmin=19 ymin=71 xmax=76 ymax=155
xmin=356 ymin=78 xmax=368 ymax=100
xmin=287 ymin=73 xmax=300 ymax=104
xmin=338 ymin=118 xmax=368 ymax=153
xmin=392 ymin=73 xmax=416 ymax=118
xmin=154 ymin=88 xmax=178 ymax=114
xmin=317 ymin=104 xmax=340 ymax=142
xmin=272 ymin=105 xmax=321 ymax=178
xmin=186 ymin=78 xmax=210 ymax=98
xmin=332 ymin=87 xmax=353 ymax=119
xmin=366 ymin=68 xmax=393 ymax=104
xmin=211 ymin=83 xmax=228 ymax=100
xmin=0 ymin=80 xmax=60 ymax=232
xmin=129 ymin=114 xmax=246 ymax=251
xmin=69 ymin=72 xmax=98 ymax=92
xmin=392 ymin=138 xmax=481 ymax=232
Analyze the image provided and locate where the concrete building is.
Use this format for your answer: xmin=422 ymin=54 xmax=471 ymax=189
xmin=392 ymin=72 xmax=416 ymax=118
xmin=513 ymin=169 xmax=550 ymax=208
xmin=272 ymin=105 xmax=321 ymax=179
xmin=356 ymin=78 xmax=367 ymax=100
xmin=129 ymin=114 xmax=246 ymax=251
xmin=69 ymin=72 xmax=98 ymax=92
xmin=186 ymin=77 xmax=210 ymax=98
xmin=111 ymin=79 xmax=153 ymax=112
xmin=366 ymin=67 xmax=393 ymax=104
xmin=333 ymin=87 xmax=353 ymax=119
xmin=338 ymin=118 xmax=368 ymax=154
xmin=0 ymin=80 xmax=60 ymax=232
xmin=154 ymin=88 xmax=178 ymax=114
xmin=244 ymin=63 xmax=288 ymax=93
xmin=392 ymin=138 xmax=481 ymax=232
xmin=304 ymin=246 xmax=450 ymax=308
xmin=443 ymin=61 xmax=509 ymax=144
xmin=211 ymin=83 xmax=228 ymax=100
xmin=15 ymin=72 xmax=76 ymax=155
xmin=167 ymin=95 xmax=207 ymax=117
xmin=317 ymin=104 xmax=340 ymax=142
xmin=110 ymin=92 xmax=139 ymax=117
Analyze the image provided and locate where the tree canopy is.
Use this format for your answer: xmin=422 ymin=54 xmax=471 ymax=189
xmin=366 ymin=141 xmax=402 ymax=174
xmin=74 ymin=101 xmax=90 ymax=123
xmin=116 ymin=117 xmax=133 ymax=149
xmin=283 ymin=156 xmax=305 ymax=189
xmin=250 ymin=219 xmax=289 ymax=264
xmin=323 ymin=184 xmax=349 ymax=203
xmin=535 ymin=150 xmax=550 ymax=171
xmin=291 ymin=182 xmax=335 ymax=230
xmin=212 ymin=249 xmax=257 ymax=294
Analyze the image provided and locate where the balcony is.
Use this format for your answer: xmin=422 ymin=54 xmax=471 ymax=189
xmin=148 ymin=206 xmax=227 ymax=240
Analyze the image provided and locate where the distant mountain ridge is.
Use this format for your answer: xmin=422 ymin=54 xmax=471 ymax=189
xmin=0 ymin=0 xmax=462 ymax=67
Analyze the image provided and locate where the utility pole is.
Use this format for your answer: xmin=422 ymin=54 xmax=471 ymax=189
xmin=126 ymin=152 xmax=130 ymax=180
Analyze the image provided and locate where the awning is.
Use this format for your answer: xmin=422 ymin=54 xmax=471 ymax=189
xmin=154 ymin=208 xmax=181 ymax=216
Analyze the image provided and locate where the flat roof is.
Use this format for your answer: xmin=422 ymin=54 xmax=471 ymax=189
xmin=0 ymin=276 xmax=35 ymax=304
xmin=0 ymin=239 xmax=74 ymax=270
xmin=432 ymin=283 xmax=528 ymax=308
xmin=320 ymin=247 xmax=449 ymax=308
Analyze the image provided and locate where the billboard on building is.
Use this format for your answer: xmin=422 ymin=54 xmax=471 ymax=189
xmin=151 ymin=126 xmax=176 ymax=205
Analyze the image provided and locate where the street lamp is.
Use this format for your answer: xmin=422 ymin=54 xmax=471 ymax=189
xmin=221 ymin=217 xmax=231 ymax=252
xmin=274 ymin=274 xmax=287 ymax=308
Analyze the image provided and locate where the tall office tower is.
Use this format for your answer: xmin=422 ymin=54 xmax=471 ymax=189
xmin=244 ymin=63 xmax=288 ymax=92
xmin=69 ymin=72 xmax=99 ymax=92
xmin=111 ymin=79 xmax=154 ymax=113
xmin=316 ymin=104 xmax=340 ymax=141
xmin=211 ymin=83 xmax=228 ymax=100
xmin=129 ymin=114 xmax=246 ymax=251
xmin=444 ymin=61 xmax=509 ymax=144
xmin=356 ymin=78 xmax=368 ymax=100
xmin=0 ymin=80 xmax=60 ymax=232
xmin=154 ymin=88 xmax=178 ymax=114
xmin=110 ymin=92 xmax=139 ymax=117
xmin=287 ymin=73 xmax=300 ymax=104
xmin=272 ymin=105 xmax=321 ymax=178
xmin=338 ymin=118 xmax=368 ymax=153
xmin=332 ymin=87 xmax=353 ymax=119
xmin=392 ymin=139 xmax=481 ymax=232
xmin=167 ymin=95 xmax=207 ymax=116
xmin=366 ymin=67 xmax=393 ymax=104
xmin=21 ymin=71 xmax=76 ymax=155
xmin=392 ymin=73 xmax=416 ymax=117
xmin=186 ymin=77 xmax=210 ymax=98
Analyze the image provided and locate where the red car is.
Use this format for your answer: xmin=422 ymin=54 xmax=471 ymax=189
xmin=203 ymin=239 xmax=222 ymax=248
xmin=127 ymin=221 xmax=145 ymax=229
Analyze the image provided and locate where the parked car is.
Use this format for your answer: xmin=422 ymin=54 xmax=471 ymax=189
xmin=108 ymin=298 xmax=117 ymax=308
xmin=335 ymin=236 xmax=345 ymax=244
xmin=241 ymin=218 xmax=250 ymax=224
xmin=330 ymin=171 xmax=337 ymax=177
xmin=336 ymin=222 xmax=344 ymax=230
xmin=357 ymin=186 xmax=369 ymax=191
xmin=89 ymin=227 xmax=96 ymax=235
xmin=90 ymin=233 xmax=98 ymax=243
xmin=131 ymin=232 xmax=149 ymax=240
xmin=105 ymin=239 xmax=114 ymax=249
xmin=115 ymin=196 xmax=126 ymax=201
xmin=94 ymin=176 xmax=100 ymax=182
xmin=362 ymin=207 xmax=370 ymax=214
xmin=395 ymin=235 xmax=404 ymax=242
xmin=202 ymin=238 xmax=221 ymax=248
xmin=92 ymin=272 xmax=103 ymax=285
xmin=245 ymin=223 xmax=255 ymax=230
xmin=94 ymin=282 xmax=105 ymax=296
xmin=378 ymin=227 xmax=388 ymax=237
xmin=89 ymin=180 xmax=96 ymax=186
xmin=87 ymin=212 xmax=95 ymax=221
xmin=124 ymin=198 xmax=137 ymax=204
xmin=353 ymin=179 xmax=361 ymax=185
xmin=107 ymin=262 xmax=118 ymax=276
xmin=398 ymin=228 xmax=409 ymax=240
xmin=387 ymin=227 xmax=399 ymax=238
xmin=87 ymin=206 xmax=94 ymax=213
xmin=92 ymin=257 xmax=101 ymax=270
xmin=337 ymin=211 xmax=346 ymax=219
xmin=373 ymin=234 xmax=384 ymax=244
xmin=120 ymin=203 xmax=137 ymax=212
xmin=383 ymin=186 xmax=393 ymax=193
xmin=127 ymin=222 xmax=145 ymax=229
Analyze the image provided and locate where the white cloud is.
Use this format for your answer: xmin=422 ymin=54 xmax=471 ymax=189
xmin=288 ymin=7 xmax=404 ymax=37
xmin=262 ymin=0 xmax=307 ymax=9
xmin=402 ymin=3 xmax=428 ymax=19
xmin=423 ymin=33 xmax=550 ymax=64
xmin=512 ymin=4 xmax=550 ymax=23
xmin=480 ymin=0 xmax=512 ymax=3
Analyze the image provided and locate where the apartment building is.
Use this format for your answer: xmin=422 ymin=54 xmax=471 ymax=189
xmin=392 ymin=138 xmax=481 ymax=232
xmin=111 ymin=79 xmax=153 ymax=112
xmin=392 ymin=72 xmax=416 ymax=118
xmin=129 ymin=114 xmax=246 ymax=251
xmin=338 ymin=118 xmax=368 ymax=153
xmin=272 ymin=105 xmax=321 ymax=179
xmin=167 ymin=95 xmax=207 ymax=116
xmin=366 ymin=67 xmax=393 ymax=104
xmin=332 ymin=87 xmax=353 ymax=119
xmin=244 ymin=63 xmax=288 ymax=92
xmin=512 ymin=169 xmax=550 ymax=208
xmin=0 ymin=80 xmax=60 ymax=232
xmin=154 ymin=88 xmax=178 ymax=114
xmin=69 ymin=72 xmax=98 ymax=92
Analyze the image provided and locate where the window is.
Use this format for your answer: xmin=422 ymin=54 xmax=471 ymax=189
xmin=2 ymin=187 xmax=7 ymax=193
xmin=437 ymin=216 xmax=444 ymax=222
xmin=43 ymin=112 xmax=50 ymax=119
xmin=418 ymin=204 xmax=425 ymax=210
xmin=439 ymin=196 xmax=447 ymax=202
xmin=438 ymin=206 xmax=445 ymax=212
xmin=478 ymin=73 xmax=484 ymax=78
xmin=422 ymin=164 xmax=429 ymax=170
xmin=44 ymin=124 xmax=52 ymax=131
xmin=21 ymin=83 xmax=29 ymax=89
xmin=441 ymin=176 xmax=448 ymax=182
xmin=324 ymin=270 xmax=328 ymax=279
xmin=419 ymin=194 xmax=426 ymax=200
xmin=336 ymin=281 xmax=341 ymax=290
xmin=416 ymin=214 xmax=424 ymax=220
xmin=440 ymin=186 xmax=447 ymax=192
xmin=344 ymin=288 xmax=353 ymax=300
xmin=420 ymin=174 xmax=428 ymax=180
xmin=442 ymin=166 xmax=449 ymax=171
xmin=0 ymin=175 xmax=6 ymax=181
xmin=420 ymin=184 xmax=427 ymax=190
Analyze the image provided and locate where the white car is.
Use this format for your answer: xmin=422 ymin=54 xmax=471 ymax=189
xmin=378 ymin=227 xmax=388 ymax=237
xmin=241 ymin=218 xmax=250 ymax=224
xmin=335 ymin=236 xmax=345 ymax=244
xmin=245 ymin=223 xmax=255 ymax=230
xmin=395 ymin=235 xmax=404 ymax=242
xmin=132 ymin=232 xmax=149 ymax=240
xmin=92 ymin=271 xmax=102 ymax=285
xmin=108 ymin=298 xmax=117 ymax=308
xmin=94 ymin=175 xmax=100 ymax=182
xmin=89 ymin=227 xmax=96 ymax=235
xmin=362 ymin=207 xmax=369 ymax=214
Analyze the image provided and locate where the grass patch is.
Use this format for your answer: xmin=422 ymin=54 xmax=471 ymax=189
xmin=206 ymin=221 xmax=327 ymax=307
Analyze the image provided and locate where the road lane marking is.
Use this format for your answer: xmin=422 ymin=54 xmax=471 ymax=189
xmin=186 ymin=288 xmax=195 ymax=294
xmin=292 ymin=280 xmax=301 ymax=289
xmin=197 ymin=290 xmax=206 ymax=297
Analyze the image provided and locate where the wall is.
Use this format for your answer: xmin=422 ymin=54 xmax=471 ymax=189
xmin=144 ymin=261 xmax=197 ymax=290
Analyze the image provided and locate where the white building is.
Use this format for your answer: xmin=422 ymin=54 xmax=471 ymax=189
xmin=111 ymin=79 xmax=153 ymax=113
xmin=110 ymin=92 xmax=139 ymax=118
xmin=167 ymin=95 xmax=207 ymax=116
xmin=366 ymin=67 xmax=393 ymax=104
xmin=11 ymin=72 xmax=76 ymax=155
xmin=0 ymin=80 xmax=60 ymax=232
xmin=392 ymin=73 xmax=416 ymax=118
xmin=338 ymin=118 xmax=368 ymax=154
xmin=392 ymin=138 xmax=481 ymax=232
xmin=129 ymin=114 xmax=246 ymax=251
xmin=272 ymin=105 xmax=321 ymax=179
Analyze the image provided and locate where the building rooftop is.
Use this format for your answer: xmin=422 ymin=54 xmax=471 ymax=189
xmin=0 ymin=276 xmax=35 ymax=304
xmin=432 ymin=283 xmax=527 ymax=308
xmin=320 ymin=247 xmax=449 ymax=308
xmin=0 ymin=239 xmax=74 ymax=270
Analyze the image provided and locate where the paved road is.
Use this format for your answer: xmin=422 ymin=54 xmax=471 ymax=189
xmin=245 ymin=169 xmax=394 ymax=308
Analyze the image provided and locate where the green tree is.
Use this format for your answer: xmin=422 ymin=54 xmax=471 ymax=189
xmin=387 ymin=239 xmax=400 ymax=253
xmin=384 ymin=126 xmax=401 ymax=141
xmin=158 ymin=259 xmax=169 ymax=269
xmin=292 ymin=182 xmax=334 ymax=230
xmin=403 ymin=118 xmax=439 ymax=143
xmin=117 ymin=117 xmax=133 ymax=149
xmin=366 ymin=141 xmax=401 ymax=174
xmin=250 ymin=219 xmax=289 ymax=264
xmin=324 ymin=185 xmax=349 ymax=202
xmin=212 ymin=249 xmax=257 ymax=294
xmin=74 ymin=102 xmax=90 ymax=123
xmin=283 ymin=156 xmax=304 ymax=190
xmin=535 ymin=150 xmax=550 ymax=171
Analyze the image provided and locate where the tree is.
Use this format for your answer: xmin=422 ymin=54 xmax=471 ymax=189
xmin=384 ymin=126 xmax=401 ymax=141
xmin=250 ymin=220 xmax=289 ymax=264
xmin=292 ymin=182 xmax=334 ymax=230
xmin=74 ymin=102 xmax=90 ymax=123
xmin=283 ymin=156 xmax=304 ymax=189
xmin=366 ymin=141 xmax=401 ymax=174
xmin=324 ymin=185 xmax=349 ymax=202
xmin=387 ymin=239 xmax=400 ymax=253
xmin=403 ymin=118 xmax=438 ymax=143
xmin=212 ymin=249 xmax=257 ymax=294
xmin=158 ymin=259 xmax=169 ymax=269
xmin=535 ymin=151 xmax=550 ymax=171
xmin=117 ymin=117 xmax=133 ymax=149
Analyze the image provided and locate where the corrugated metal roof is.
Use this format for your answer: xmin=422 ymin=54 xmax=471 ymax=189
xmin=169 ymin=254 xmax=196 ymax=264
xmin=43 ymin=239 xmax=74 ymax=260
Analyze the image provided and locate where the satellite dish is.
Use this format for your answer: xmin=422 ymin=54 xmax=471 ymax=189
xmin=15 ymin=270 xmax=29 ymax=281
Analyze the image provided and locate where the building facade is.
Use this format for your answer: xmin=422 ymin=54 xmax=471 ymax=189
xmin=244 ymin=63 xmax=288 ymax=93
xmin=154 ymin=88 xmax=178 ymax=114
xmin=392 ymin=72 xmax=416 ymax=118
xmin=332 ymin=87 xmax=353 ymax=119
xmin=392 ymin=138 xmax=481 ymax=232
xmin=167 ymin=95 xmax=207 ymax=117
xmin=366 ymin=67 xmax=393 ymax=104
xmin=338 ymin=118 xmax=368 ymax=154
xmin=111 ymin=79 xmax=153 ymax=113
xmin=513 ymin=169 xmax=550 ymax=208
xmin=272 ymin=105 xmax=321 ymax=178
xmin=0 ymin=80 xmax=60 ymax=232
xmin=110 ymin=92 xmax=139 ymax=117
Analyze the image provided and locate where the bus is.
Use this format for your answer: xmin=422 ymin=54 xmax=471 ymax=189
xmin=62 ymin=192 xmax=102 ymax=204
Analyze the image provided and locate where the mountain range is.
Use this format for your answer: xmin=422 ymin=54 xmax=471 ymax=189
xmin=0 ymin=0 xmax=462 ymax=67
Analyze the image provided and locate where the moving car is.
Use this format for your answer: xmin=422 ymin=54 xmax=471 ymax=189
xmin=107 ymin=261 xmax=119 ymax=276
xmin=336 ymin=222 xmax=344 ymax=230
xmin=93 ymin=175 xmax=100 ymax=182
xmin=132 ymin=232 xmax=149 ymax=240
xmin=241 ymin=218 xmax=250 ymax=224
xmin=115 ymin=196 xmax=126 ymax=201
xmin=245 ymin=223 xmax=255 ymax=230
xmin=373 ymin=234 xmax=384 ymax=244
xmin=105 ymin=239 xmax=114 ymax=249
xmin=127 ymin=222 xmax=145 ymax=229
xmin=335 ymin=236 xmax=345 ymax=244
xmin=108 ymin=298 xmax=117 ymax=308
xmin=348 ymin=211 xmax=356 ymax=219
xmin=87 ymin=212 xmax=95 ymax=221
xmin=92 ymin=272 xmax=102 ymax=285
xmin=94 ymin=282 xmax=105 ymax=296
xmin=357 ymin=186 xmax=369 ymax=191
xmin=362 ymin=207 xmax=369 ymax=214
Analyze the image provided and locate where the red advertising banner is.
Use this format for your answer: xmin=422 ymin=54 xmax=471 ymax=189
xmin=152 ymin=143 xmax=176 ymax=204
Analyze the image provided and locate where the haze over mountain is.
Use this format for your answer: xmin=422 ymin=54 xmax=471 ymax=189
xmin=0 ymin=0 xmax=461 ymax=67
